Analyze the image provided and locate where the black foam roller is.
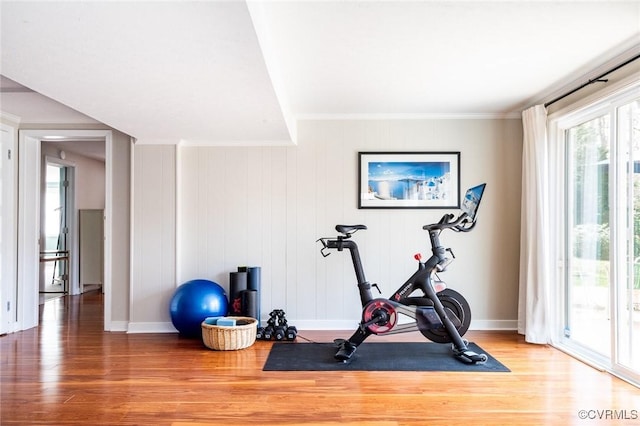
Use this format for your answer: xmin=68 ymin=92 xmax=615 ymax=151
xmin=247 ymin=266 xmax=260 ymax=291
xmin=247 ymin=267 xmax=261 ymax=325
xmin=229 ymin=271 xmax=247 ymax=316
xmin=242 ymin=290 xmax=258 ymax=321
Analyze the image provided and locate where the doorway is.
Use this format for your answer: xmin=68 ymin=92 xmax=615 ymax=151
xmin=17 ymin=129 xmax=113 ymax=332
xmin=39 ymin=162 xmax=72 ymax=303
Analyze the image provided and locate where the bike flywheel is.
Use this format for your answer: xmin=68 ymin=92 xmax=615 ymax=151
xmin=419 ymin=288 xmax=471 ymax=343
xmin=362 ymin=299 xmax=397 ymax=334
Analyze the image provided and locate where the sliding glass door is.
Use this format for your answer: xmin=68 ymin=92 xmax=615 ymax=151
xmin=565 ymin=113 xmax=611 ymax=360
xmin=615 ymin=99 xmax=640 ymax=375
xmin=560 ymin=89 xmax=640 ymax=385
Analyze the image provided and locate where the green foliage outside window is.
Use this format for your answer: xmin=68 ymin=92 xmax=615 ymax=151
xmin=570 ymin=107 xmax=640 ymax=289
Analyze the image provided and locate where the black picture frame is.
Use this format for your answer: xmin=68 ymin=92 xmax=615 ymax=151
xmin=358 ymin=151 xmax=460 ymax=209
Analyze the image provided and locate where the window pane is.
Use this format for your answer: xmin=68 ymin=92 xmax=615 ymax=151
xmin=617 ymin=99 xmax=640 ymax=372
xmin=45 ymin=164 xmax=62 ymax=251
xmin=566 ymin=114 xmax=611 ymax=358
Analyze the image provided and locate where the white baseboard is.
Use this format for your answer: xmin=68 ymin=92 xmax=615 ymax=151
xmin=122 ymin=319 xmax=518 ymax=334
xmin=277 ymin=319 xmax=517 ymax=331
xmin=469 ymin=319 xmax=517 ymax=331
xmin=108 ymin=321 xmax=129 ymax=332
xmin=293 ymin=320 xmax=360 ymax=330
xmin=127 ymin=322 xmax=177 ymax=334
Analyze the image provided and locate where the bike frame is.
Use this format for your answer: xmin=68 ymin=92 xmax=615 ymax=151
xmin=319 ymin=211 xmax=487 ymax=364
xmin=324 ymin=229 xmax=463 ymax=340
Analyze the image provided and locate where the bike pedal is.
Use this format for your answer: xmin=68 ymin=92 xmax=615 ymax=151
xmin=334 ymin=341 xmax=357 ymax=362
xmin=454 ymin=349 xmax=488 ymax=365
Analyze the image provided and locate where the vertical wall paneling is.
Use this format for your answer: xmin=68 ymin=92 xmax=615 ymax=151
xmin=292 ymin=137 xmax=314 ymax=320
xmin=257 ymin=148 xmax=274 ymax=315
xmin=310 ymin=124 xmax=329 ymax=321
xmin=134 ymin=118 xmax=523 ymax=331
xmin=176 ymin=146 xmax=194 ymax=284
xmin=203 ymin=148 xmax=226 ymax=282
xmin=271 ymin=147 xmax=289 ymax=316
xmin=131 ymin=144 xmax=176 ymax=331
xmin=246 ymin=148 xmax=263 ymax=266
xmin=279 ymin=139 xmax=294 ymax=319
xmin=222 ymin=149 xmax=248 ymax=280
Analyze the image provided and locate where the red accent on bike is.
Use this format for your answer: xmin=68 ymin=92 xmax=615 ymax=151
xmin=433 ymin=282 xmax=447 ymax=293
xmin=414 ymin=253 xmax=422 ymax=261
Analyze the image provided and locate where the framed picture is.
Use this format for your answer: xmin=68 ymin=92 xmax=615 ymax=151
xmin=358 ymin=151 xmax=460 ymax=209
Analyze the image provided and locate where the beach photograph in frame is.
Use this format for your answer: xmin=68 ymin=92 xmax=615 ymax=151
xmin=358 ymin=152 xmax=460 ymax=209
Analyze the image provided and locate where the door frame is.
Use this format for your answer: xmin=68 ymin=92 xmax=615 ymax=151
xmin=0 ymin=123 xmax=17 ymax=334
xmin=17 ymin=129 xmax=112 ymax=331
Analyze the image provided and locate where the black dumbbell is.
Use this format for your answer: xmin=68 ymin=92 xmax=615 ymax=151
xmin=262 ymin=325 xmax=274 ymax=340
xmin=285 ymin=326 xmax=297 ymax=340
xmin=274 ymin=326 xmax=286 ymax=340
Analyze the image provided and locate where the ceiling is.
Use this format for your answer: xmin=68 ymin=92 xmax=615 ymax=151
xmin=1 ymin=1 xmax=639 ymax=147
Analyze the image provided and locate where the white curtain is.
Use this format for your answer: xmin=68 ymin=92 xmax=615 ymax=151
xmin=518 ymin=104 xmax=551 ymax=344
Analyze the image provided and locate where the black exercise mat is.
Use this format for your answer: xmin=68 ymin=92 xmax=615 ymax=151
xmin=263 ymin=342 xmax=509 ymax=372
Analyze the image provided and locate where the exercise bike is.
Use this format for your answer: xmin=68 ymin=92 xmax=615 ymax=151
xmin=317 ymin=183 xmax=488 ymax=365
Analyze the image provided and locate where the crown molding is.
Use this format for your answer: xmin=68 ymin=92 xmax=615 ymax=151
xmin=0 ymin=111 xmax=21 ymax=125
xmin=179 ymin=138 xmax=295 ymax=147
xmin=295 ymin=112 xmax=521 ymax=121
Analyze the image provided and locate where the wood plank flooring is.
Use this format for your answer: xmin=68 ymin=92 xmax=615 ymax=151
xmin=1 ymin=291 xmax=639 ymax=425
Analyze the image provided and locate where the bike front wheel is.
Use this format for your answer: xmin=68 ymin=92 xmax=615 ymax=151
xmin=419 ymin=288 xmax=471 ymax=343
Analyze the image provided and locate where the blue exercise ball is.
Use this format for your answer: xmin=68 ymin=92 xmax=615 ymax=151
xmin=169 ymin=279 xmax=229 ymax=337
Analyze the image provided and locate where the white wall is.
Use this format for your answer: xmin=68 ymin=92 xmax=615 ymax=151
xmin=130 ymin=144 xmax=176 ymax=331
xmin=109 ymin=130 xmax=132 ymax=328
xmin=41 ymin=143 xmax=106 ymax=210
xmin=131 ymin=117 xmax=523 ymax=331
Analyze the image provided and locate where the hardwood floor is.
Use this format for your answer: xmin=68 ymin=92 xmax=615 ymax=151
xmin=1 ymin=292 xmax=639 ymax=425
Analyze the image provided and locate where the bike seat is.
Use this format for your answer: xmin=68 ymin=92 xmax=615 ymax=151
xmin=335 ymin=224 xmax=367 ymax=235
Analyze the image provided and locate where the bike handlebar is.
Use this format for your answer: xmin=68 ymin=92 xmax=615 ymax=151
xmin=318 ymin=211 xmax=477 ymax=279
xmin=321 ymin=212 xmax=475 ymax=243
xmin=423 ymin=212 xmax=476 ymax=233
xmin=318 ymin=211 xmax=476 ymax=256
